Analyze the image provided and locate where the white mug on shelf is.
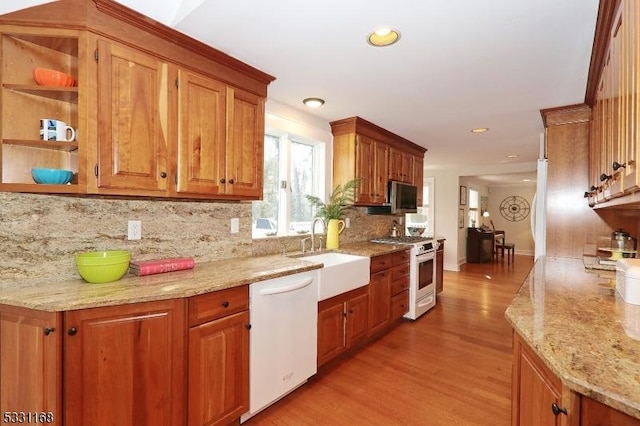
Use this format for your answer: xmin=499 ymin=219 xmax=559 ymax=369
xmin=39 ymin=119 xmax=76 ymax=142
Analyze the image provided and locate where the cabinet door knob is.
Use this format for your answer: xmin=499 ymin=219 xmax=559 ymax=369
xmin=222 ymin=301 xmax=229 ymax=308
xmin=228 ymin=178 xmax=235 ymax=184
xmin=245 ymin=323 xmax=252 ymax=330
xmin=160 ymin=171 xmax=167 ymax=178
xmin=67 ymin=327 xmax=78 ymax=336
xmin=43 ymin=327 xmax=55 ymax=336
xmin=220 ymin=178 xmax=226 ymax=184
xmin=613 ymin=161 xmax=626 ymax=171
xmin=551 ymin=403 xmax=567 ymax=416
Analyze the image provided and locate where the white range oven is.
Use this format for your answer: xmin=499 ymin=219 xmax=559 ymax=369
xmin=371 ymin=236 xmax=439 ymax=320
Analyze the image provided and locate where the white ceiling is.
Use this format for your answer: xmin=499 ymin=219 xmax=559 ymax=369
xmin=7 ymin=0 xmax=602 ymax=185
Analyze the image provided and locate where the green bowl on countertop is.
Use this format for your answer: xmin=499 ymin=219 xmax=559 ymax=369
xmin=75 ymin=250 xmax=131 ymax=283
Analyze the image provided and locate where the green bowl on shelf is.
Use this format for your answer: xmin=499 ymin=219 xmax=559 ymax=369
xmin=75 ymin=250 xmax=131 ymax=283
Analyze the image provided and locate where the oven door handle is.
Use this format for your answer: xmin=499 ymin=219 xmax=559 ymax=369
xmin=416 ymin=253 xmax=436 ymax=262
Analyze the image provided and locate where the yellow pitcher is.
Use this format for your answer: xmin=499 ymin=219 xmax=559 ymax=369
xmin=326 ymin=219 xmax=346 ymax=249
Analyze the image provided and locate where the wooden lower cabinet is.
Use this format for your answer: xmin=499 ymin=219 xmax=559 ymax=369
xmin=513 ymin=332 xmax=571 ymax=426
xmin=368 ymin=264 xmax=391 ymax=336
xmin=188 ymin=287 xmax=250 ymax=426
xmin=369 ymin=250 xmax=410 ymax=334
xmin=390 ymin=290 xmax=409 ymax=320
xmin=317 ymin=287 xmax=368 ymax=367
xmin=390 ymin=251 xmax=410 ymax=320
xmin=581 ymin=396 xmax=640 ymax=425
xmin=63 ymin=299 xmax=186 ymax=426
xmin=0 ymin=305 xmax=62 ymax=425
xmin=0 ymin=287 xmax=252 ymax=426
xmin=513 ymin=331 xmax=639 ymax=426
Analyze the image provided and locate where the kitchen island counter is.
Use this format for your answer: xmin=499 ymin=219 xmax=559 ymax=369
xmin=505 ymin=256 xmax=640 ymax=419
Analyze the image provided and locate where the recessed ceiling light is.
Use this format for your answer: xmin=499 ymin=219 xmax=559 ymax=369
xmin=367 ymin=28 xmax=401 ymax=47
xmin=471 ymin=127 xmax=489 ymax=133
xmin=302 ymin=97 xmax=325 ymax=108
xmin=507 ymin=154 xmax=519 ymax=159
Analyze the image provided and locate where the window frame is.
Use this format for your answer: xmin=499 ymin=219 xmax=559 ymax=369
xmin=252 ymin=124 xmax=328 ymax=239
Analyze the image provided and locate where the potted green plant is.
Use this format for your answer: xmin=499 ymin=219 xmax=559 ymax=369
xmin=305 ymin=178 xmax=360 ymax=248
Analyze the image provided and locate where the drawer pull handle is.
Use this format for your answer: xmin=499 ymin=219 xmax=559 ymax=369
xmin=222 ymin=301 xmax=230 ymax=308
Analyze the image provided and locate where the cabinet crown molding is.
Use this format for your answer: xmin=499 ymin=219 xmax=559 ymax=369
xmin=330 ymin=116 xmax=426 ymax=155
xmin=540 ymin=103 xmax=591 ymax=128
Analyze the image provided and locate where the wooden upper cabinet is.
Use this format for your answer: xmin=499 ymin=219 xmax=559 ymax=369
xmin=584 ymin=0 xmax=640 ymax=206
xmin=373 ymin=140 xmax=389 ymax=203
xmin=225 ymin=87 xmax=264 ymax=198
xmin=176 ymin=69 xmax=227 ymax=195
xmin=0 ymin=306 xmax=62 ymax=425
xmin=0 ymin=28 xmax=81 ymax=193
xmin=0 ymin=0 xmax=274 ymax=200
xmin=330 ymin=116 xmax=426 ymax=207
xmin=354 ymin=135 xmax=375 ymax=204
xmin=96 ymin=39 xmax=169 ymax=193
xmin=414 ymin=155 xmax=424 ymax=205
xmin=389 ymin=148 xmax=413 ymax=183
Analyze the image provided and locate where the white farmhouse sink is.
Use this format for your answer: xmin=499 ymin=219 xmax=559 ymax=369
xmin=301 ymin=252 xmax=370 ymax=301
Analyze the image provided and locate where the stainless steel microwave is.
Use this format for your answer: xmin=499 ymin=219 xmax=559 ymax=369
xmin=388 ymin=181 xmax=418 ymax=214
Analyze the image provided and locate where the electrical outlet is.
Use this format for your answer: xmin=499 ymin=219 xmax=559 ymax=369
xmin=345 ymin=217 xmax=350 ymax=228
xmin=230 ymin=218 xmax=240 ymax=234
xmin=127 ymin=220 xmax=142 ymax=240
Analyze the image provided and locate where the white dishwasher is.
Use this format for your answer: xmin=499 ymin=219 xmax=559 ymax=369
xmin=240 ymin=270 xmax=318 ymax=423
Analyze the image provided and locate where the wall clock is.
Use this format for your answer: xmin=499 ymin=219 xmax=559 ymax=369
xmin=499 ymin=196 xmax=530 ymax=222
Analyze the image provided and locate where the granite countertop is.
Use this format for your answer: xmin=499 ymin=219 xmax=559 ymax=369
xmin=505 ymin=256 xmax=640 ymax=419
xmin=0 ymin=242 xmax=406 ymax=312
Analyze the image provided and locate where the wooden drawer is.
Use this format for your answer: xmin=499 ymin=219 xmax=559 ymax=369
xmin=392 ymin=250 xmax=410 ymax=265
xmin=390 ymin=290 xmax=409 ymax=320
xmin=188 ymin=286 xmax=249 ymax=327
xmin=391 ymin=263 xmax=410 ymax=281
xmin=390 ymin=276 xmax=410 ymax=295
xmin=370 ymin=253 xmax=393 ymax=272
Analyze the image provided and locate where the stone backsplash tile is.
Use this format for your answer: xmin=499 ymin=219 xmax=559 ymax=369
xmin=1 ymin=192 xmax=253 ymax=281
xmin=1 ymin=193 xmax=400 ymax=281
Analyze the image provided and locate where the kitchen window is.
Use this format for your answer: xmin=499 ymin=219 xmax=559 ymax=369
xmin=252 ymin=129 xmax=326 ymax=238
xmin=468 ymin=188 xmax=479 ymax=227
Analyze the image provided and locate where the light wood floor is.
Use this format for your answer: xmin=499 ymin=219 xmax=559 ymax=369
xmin=245 ymin=255 xmax=535 ymax=426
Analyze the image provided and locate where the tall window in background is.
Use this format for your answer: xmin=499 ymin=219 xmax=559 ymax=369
xmin=468 ymin=188 xmax=479 ymax=227
xmin=252 ymin=131 xmax=325 ymax=238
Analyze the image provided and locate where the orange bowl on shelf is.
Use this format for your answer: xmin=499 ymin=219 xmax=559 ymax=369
xmin=32 ymin=68 xmax=75 ymax=87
